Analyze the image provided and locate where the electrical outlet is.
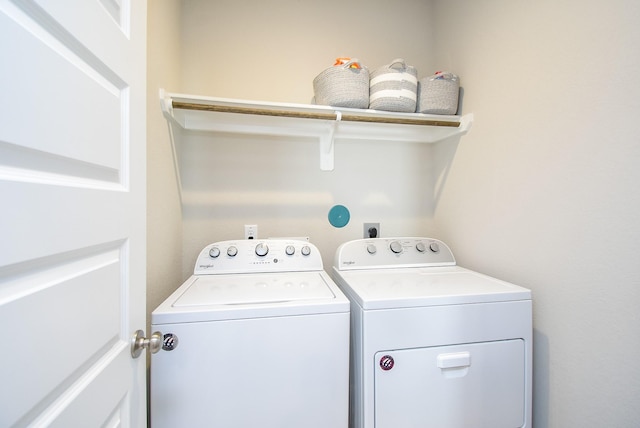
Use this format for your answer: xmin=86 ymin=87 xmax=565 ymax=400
xmin=244 ymin=224 xmax=258 ymax=239
xmin=363 ymin=222 xmax=380 ymax=239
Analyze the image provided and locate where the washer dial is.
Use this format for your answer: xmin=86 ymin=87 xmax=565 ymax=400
xmin=255 ymin=243 xmax=269 ymax=257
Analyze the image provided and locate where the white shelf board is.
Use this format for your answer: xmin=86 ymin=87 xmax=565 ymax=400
xmin=159 ymin=89 xmax=473 ymax=198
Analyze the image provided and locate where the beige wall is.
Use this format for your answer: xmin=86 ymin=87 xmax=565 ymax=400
xmin=146 ymin=1 xmax=183 ymax=329
xmin=177 ymin=0 xmax=441 ymax=275
xmin=431 ymin=0 xmax=640 ymax=426
xmin=179 ymin=0 xmax=437 ymax=104
xmin=147 ymin=0 xmax=640 ymax=426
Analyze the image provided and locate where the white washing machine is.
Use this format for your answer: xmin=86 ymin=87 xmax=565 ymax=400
xmin=151 ymin=239 xmax=350 ymax=428
xmin=331 ymin=237 xmax=532 ymax=428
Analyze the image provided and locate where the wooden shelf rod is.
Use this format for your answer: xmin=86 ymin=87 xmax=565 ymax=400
xmin=171 ymin=101 xmax=460 ymax=128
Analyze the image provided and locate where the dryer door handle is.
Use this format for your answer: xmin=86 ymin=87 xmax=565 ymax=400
xmin=437 ymin=351 xmax=471 ymax=369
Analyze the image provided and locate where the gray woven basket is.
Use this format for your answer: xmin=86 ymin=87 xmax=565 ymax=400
xmin=313 ymin=59 xmax=370 ymax=108
xmin=369 ymin=59 xmax=418 ymax=112
xmin=417 ymin=72 xmax=460 ymax=115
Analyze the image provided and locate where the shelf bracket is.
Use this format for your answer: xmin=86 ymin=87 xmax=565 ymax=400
xmin=319 ymin=110 xmax=341 ymax=171
xmin=159 ymin=88 xmax=173 ymax=120
xmin=458 ymin=113 xmax=474 ymax=135
xmin=159 ymin=89 xmax=183 ymax=204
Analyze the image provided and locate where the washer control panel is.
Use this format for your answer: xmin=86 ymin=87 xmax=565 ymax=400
xmin=194 ymin=239 xmax=321 ymax=274
xmin=334 ymin=237 xmax=456 ymax=270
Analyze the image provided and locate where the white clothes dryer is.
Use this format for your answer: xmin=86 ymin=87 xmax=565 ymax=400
xmin=151 ymin=239 xmax=350 ymax=428
xmin=332 ymin=237 xmax=532 ymax=428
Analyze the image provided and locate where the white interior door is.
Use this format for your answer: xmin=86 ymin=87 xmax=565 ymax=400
xmin=0 ymin=0 xmax=147 ymax=426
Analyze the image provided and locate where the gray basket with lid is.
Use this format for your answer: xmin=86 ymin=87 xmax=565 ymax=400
xmin=313 ymin=58 xmax=370 ymax=109
xmin=369 ymin=58 xmax=418 ymax=112
xmin=417 ymin=72 xmax=460 ymax=115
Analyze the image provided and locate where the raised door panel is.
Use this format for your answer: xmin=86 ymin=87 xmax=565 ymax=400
xmin=0 ymin=0 xmax=146 ymax=426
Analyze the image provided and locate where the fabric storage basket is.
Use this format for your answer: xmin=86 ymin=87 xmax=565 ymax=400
xmin=369 ymin=59 xmax=418 ymax=112
xmin=313 ymin=58 xmax=370 ymax=109
xmin=417 ymin=72 xmax=460 ymax=115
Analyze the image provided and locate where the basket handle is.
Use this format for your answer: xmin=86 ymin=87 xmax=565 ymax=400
xmin=430 ymin=71 xmax=458 ymax=81
xmin=334 ymin=57 xmax=362 ymax=69
xmin=388 ymin=58 xmax=407 ymax=70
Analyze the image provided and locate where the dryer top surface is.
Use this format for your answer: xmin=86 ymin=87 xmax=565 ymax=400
xmin=332 ymin=266 xmax=531 ymax=310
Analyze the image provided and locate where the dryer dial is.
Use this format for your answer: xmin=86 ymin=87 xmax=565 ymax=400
xmin=390 ymin=241 xmax=403 ymax=254
xmin=227 ymin=246 xmax=238 ymax=257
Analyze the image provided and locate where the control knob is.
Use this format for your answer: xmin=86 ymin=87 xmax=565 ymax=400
xmin=429 ymin=242 xmax=440 ymax=253
xmin=209 ymin=247 xmax=221 ymax=258
xmin=367 ymin=244 xmax=377 ymax=254
xmin=285 ymin=245 xmax=295 ymax=255
xmin=255 ymin=243 xmax=269 ymax=257
xmin=389 ymin=241 xmax=403 ymax=254
xmin=301 ymin=245 xmax=311 ymax=256
xmin=227 ymin=246 xmax=238 ymax=257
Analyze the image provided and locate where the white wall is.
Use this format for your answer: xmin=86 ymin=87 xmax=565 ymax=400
xmin=146 ymin=0 xmax=640 ymax=426
xmin=177 ymin=0 xmax=441 ymax=274
xmin=431 ymin=0 xmax=640 ymax=426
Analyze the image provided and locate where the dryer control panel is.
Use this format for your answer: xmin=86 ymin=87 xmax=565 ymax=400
xmin=194 ymin=239 xmax=323 ymax=274
xmin=334 ymin=237 xmax=456 ymax=270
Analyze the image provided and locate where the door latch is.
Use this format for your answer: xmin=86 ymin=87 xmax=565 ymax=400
xmin=130 ymin=330 xmax=179 ymax=358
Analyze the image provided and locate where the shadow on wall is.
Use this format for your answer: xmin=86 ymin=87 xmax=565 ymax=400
xmin=431 ymin=134 xmax=461 ymax=214
xmin=430 ymin=86 xmax=465 ymax=214
xmin=532 ymin=329 xmax=549 ymax=428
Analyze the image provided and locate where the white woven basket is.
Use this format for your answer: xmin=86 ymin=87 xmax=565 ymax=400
xmin=369 ymin=59 xmax=418 ymax=112
xmin=417 ymin=72 xmax=460 ymax=115
xmin=313 ymin=59 xmax=370 ymax=109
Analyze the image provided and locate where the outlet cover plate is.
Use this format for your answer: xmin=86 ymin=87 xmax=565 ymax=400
xmin=363 ymin=222 xmax=380 ymax=238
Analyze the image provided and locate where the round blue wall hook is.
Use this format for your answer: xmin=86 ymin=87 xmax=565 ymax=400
xmin=328 ymin=204 xmax=350 ymax=228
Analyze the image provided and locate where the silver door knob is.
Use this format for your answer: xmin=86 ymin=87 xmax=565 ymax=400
xmin=131 ymin=330 xmax=178 ymax=358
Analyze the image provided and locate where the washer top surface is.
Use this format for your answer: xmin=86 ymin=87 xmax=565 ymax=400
xmin=153 ymin=240 xmax=349 ymax=324
xmin=332 ymin=238 xmax=531 ymax=310
xmin=174 ymin=271 xmax=336 ymax=307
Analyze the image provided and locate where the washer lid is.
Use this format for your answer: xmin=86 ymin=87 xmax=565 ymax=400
xmin=174 ymin=272 xmax=335 ymax=306
xmin=152 ymin=271 xmax=349 ymax=324
xmin=333 ymin=266 xmax=531 ymax=310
